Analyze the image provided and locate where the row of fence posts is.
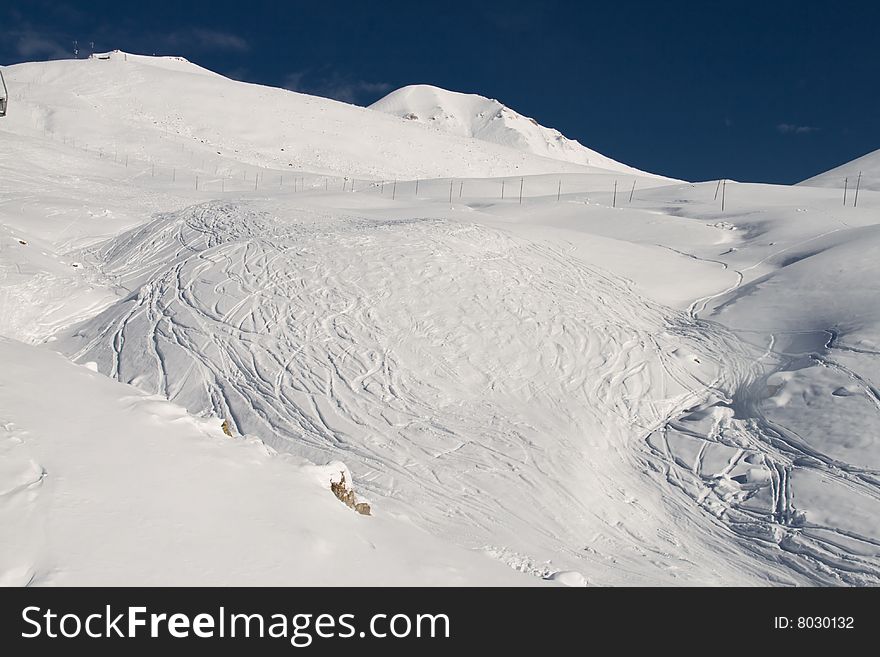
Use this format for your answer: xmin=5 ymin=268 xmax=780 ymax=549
xmin=45 ymin=127 xmax=660 ymax=210
xmin=375 ymin=176 xmax=643 ymax=208
xmin=27 ymin=126 xmax=874 ymax=213
xmin=52 ymin=133 xmax=657 ymax=209
xmin=55 ymin=130 xmax=641 ymax=208
xmin=147 ymin=165 xmax=880 ymax=217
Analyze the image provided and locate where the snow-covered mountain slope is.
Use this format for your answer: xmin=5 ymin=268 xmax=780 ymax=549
xmin=1 ymin=51 xmax=653 ymax=183
xmin=2 ymin=52 xmax=879 ymax=586
xmin=370 ymin=85 xmax=651 ymax=176
xmin=799 ymin=147 xmax=880 ymax=191
xmin=0 ymin=337 xmax=536 ymax=586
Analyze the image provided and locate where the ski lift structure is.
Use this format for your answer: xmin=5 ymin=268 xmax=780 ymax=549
xmin=0 ymin=68 xmax=8 ymax=117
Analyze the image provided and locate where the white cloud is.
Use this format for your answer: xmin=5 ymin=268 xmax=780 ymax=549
xmin=165 ymin=28 xmax=249 ymax=53
xmin=283 ymin=71 xmax=391 ymax=105
xmin=15 ymin=33 xmax=70 ymax=59
xmin=777 ymin=123 xmax=818 ymax=135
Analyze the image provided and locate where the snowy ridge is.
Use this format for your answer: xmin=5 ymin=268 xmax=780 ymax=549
xmin=2 ymin=53 xmax=624 ymax=182
xmin=799 ymin=147 xmax=880 ymax=192
xmin=370 ymin=85 xmax=652 ymax=176
xmin=89 ymin=50 xmax=223 ymax=77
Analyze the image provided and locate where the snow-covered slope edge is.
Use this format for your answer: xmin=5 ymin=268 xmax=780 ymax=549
xmin=0 ymin=337 xmax=539 ymax=586
xmin=369 ymin=85 xmax=657 ymax=177
xmin=799 ymin=148 xmax=880 ymax=191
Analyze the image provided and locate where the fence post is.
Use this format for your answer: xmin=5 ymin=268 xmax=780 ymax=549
xmin=613 ymin=180 xmax=617 ymax=208
xmin=843 ymin=177 xmax=848 ymax=206
xmin=519 ymin=177 xmax=523 ymax=204
xmin=853 ymin=172 xmax=861 ymax=208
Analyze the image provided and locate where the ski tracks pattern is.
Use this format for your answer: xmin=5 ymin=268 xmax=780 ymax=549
xmin=61 ymin=200 xmax=876 ymax=584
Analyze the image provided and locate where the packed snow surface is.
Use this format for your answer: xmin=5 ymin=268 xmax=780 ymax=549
xmin=1 ymin=52 xmax=878 ymax=585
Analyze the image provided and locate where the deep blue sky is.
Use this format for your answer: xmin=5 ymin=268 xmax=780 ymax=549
xmin=2 ymin=0 xmax=878 ymax=183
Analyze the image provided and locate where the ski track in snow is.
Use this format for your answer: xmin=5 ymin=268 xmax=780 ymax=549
xmin=647 ymin=231 xmax=880 ymax=585
xmin=55 ymin=199 xmax=878 ymax=584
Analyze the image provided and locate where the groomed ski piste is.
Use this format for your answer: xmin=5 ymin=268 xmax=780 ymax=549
xmin=1 ymin=52 xmax=878 ymax=586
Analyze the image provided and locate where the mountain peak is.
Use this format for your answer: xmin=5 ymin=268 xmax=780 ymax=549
xmin=370 ymin=84 xmax=648 ymax=175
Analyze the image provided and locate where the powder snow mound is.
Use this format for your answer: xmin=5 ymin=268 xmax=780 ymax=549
xmin=370 ymin=84 xmax=655 ymax=177
xmin=799 ymin=147 xmax=880 ymax=191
